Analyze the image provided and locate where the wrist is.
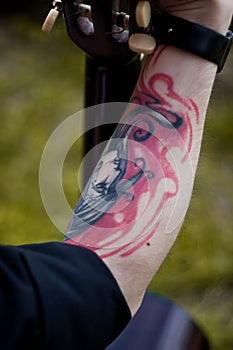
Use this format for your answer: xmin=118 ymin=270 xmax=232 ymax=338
xmin=171 ymin=13 xmax=231 ymax=35
xmin=154 ymin=12 xmax=233 ymax=73
xmin=158 ymin=2 xmax=233 ymax=34
xmin=129 ymin=3 xmax=232 ymax=72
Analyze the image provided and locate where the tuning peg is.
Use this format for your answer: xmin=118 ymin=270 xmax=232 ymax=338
xmin=42 ymin=1 xmax=63 ymax=33
xmin=42 ymin=9 xmax=60 ymax=33
xmin=129 ymin=1 xmax=155 ymax=54
xmin=129 ymin=33 xmax=156 ymax=54
xmin=136 ymin=1 xmax=151 ymax=28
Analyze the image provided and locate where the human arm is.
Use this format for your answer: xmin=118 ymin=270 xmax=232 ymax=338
xmin=65 ymin=0 xmax=233 ymax=315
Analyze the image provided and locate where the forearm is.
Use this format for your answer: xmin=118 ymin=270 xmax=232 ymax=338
xmin=101 ymin=47 xmax=217 ymax=313
xmin=65 ymin=3 xmax=232 ymax=314
xmin=65 ymin=48 xmax=214 ymax=312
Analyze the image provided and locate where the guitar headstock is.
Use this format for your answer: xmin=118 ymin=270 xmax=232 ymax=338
xmin=42 ymin=1 xmax=158 ymax=61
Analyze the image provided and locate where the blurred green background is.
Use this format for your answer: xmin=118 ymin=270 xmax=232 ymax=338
xmin=0 ymin=5 xmax=232 ymax=350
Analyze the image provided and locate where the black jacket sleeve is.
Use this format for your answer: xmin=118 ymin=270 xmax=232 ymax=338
xmin=0 ymin=242 xmax=131 ymax=350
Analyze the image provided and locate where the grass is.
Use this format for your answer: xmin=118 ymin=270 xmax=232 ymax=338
xmin=0 ymin=14 xmax=232 ymax=350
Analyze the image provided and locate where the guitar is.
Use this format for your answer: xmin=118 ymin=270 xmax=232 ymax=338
xmin=42 ymin=2 xmax=210 ymax=349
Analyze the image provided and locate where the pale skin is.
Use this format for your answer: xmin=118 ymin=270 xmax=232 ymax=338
xmin=65 ymin=1 xmax=233 ymax=315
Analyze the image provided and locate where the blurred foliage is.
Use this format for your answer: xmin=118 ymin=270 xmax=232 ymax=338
xmin=0 ymin=12 xmax=232 ymax=350
xmin=0 ymin=14 xmax=85 ymax=244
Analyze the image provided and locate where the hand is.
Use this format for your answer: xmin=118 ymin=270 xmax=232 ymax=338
xmin=155 ymin=0 xmax=233 ymax=33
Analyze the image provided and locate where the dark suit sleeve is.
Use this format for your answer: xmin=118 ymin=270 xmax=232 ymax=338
xmin=0 ymin=242 xmax=131 ymax=350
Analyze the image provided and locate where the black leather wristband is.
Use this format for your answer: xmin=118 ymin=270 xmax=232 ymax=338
xmin=153 ymin=12 xmax=233 ymax=73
